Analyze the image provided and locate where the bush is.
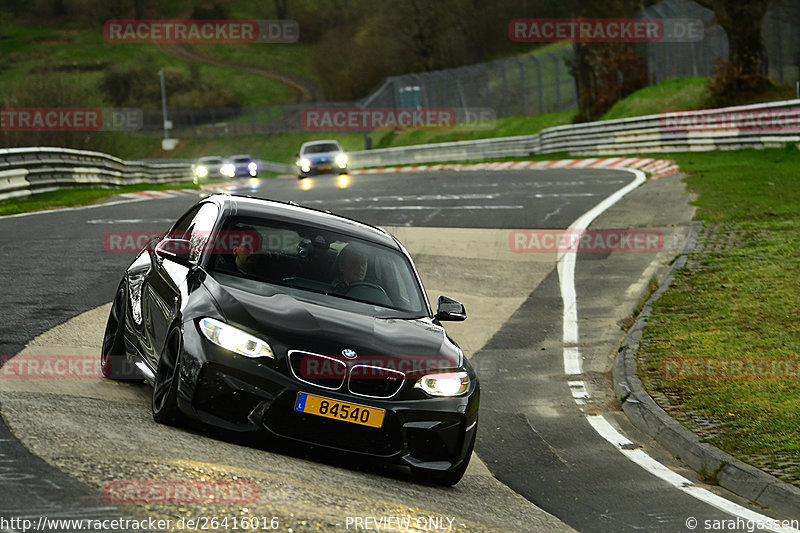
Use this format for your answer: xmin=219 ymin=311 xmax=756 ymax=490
xmin=0 ymin=73 xmax=130 ymax=154
xmin=100 ymin=64 xmax=241 ymax=110
xmin=707 ymin=60 xmax=772 ymax=107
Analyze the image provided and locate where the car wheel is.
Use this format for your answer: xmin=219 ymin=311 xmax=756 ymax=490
xmin=152 ymin=328 xmax=184 ymax=426
xmin=101 ymin=285 xmax=137 ymax=380
xmin=411 ymin=430 xmax=475 ymax=486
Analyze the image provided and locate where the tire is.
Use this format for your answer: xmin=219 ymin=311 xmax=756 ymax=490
xmin=152 ymin=328 xmax=184 ymax=426
xmin=101 ymin=285 xmax=138 ymax=380
xmin=411 ymin=429 xmax=476 ymax=486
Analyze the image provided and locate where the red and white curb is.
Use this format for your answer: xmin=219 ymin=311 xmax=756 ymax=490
xmin=119 ymin=188 xmax=198 ymax=199
xmin=351 ymin=158 xmax=680 ymax=180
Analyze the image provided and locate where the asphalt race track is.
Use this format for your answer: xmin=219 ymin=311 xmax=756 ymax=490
xmin=0 ymin=169 xmax=794 ymax=532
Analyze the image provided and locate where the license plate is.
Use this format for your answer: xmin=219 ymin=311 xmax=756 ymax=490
xmin=318 ymin=165 xmax=332 ymax=170
xmin=294 ymin=392 xmax=385 ymax=428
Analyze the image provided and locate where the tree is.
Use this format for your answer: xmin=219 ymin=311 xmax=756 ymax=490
xmin=695 ymin=0 xmax=771 ymax=80
xmin=565 ymin=0 xmax=647 ymax=121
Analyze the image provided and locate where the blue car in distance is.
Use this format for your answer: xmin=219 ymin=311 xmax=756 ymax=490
xmin=296 ymin=140 xmax=348 ymax=179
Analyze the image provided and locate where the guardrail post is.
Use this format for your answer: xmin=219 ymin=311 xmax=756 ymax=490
xmin=530 ymin=54 xmax=543 ymax=115
xmin=515 ymin=56 xmax=526 ymax=116
xmin=550 ymin=53 xmax=561 ymax=110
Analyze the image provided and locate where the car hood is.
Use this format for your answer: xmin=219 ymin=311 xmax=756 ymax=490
xmin=200 ymin=277 xmax=462 ymax=374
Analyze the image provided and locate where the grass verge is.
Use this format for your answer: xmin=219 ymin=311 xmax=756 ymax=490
xmin=0 ymin=179 xmax=224 ymax=217
xmin=637 ymin=146 xmax=800 ymax=486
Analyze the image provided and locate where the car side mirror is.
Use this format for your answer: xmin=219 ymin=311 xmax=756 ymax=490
xmin=435 ymin=295 xmax=466 ymax=322
xmin=155 ymin=238 xmax=194 ymax=267
xmin=294 ymin=153 xmax=300 ymax=159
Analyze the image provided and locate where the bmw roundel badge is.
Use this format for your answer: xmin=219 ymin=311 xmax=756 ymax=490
xmin=342 ymin=349 xmax=357 ymax=359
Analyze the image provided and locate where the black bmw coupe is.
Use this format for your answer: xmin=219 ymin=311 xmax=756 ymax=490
xmin=101 ymin=194 xmax=479 ymax=485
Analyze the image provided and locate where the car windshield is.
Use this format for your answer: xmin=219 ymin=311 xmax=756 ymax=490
xmin=199 ymin=157 xmax=222 ymax=164
xmin=303 ymin=143 xmax=341 ymax=154
xmin=208 ymin=216 xmax=427 ymax=318
xmin=231 ymin=157 xmax=252 ymax=163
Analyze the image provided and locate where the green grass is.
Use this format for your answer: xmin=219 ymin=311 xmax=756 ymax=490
xmin=372 ymin=110 xmax=577 ymax=148
xmin=122 ymin=110 xmax=577 ymax=163
xmin=197 ymin=42 xmax=319 ymax=83
xmin=0 ymin=22 xmax=292 ymax=106
xmin=637 ymin=146 xmax=800 ymax=486
xmin=602 ymin=77 xmax=712 ymax=120
xmin=0 ymin=179 xmax=221 ymax=217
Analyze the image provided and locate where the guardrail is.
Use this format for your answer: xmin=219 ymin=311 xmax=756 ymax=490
xmin=4 ymin=99 xmax=800 ymax=201
xmin=0 ymin=147 xmax=192 ymax=202
xmin=348 ymin=98 xmax=800 ymax=168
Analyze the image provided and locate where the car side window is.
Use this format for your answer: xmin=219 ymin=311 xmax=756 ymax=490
xmin=169 ymin=205 xmax=201 ymax=240
xmin=186 ymin=203 xmax=220 ymax=262
xmin=167 ymin=203 xmax=219 ymax=263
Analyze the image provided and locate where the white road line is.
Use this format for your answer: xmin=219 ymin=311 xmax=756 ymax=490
xmin=558 ymin=168 xmax=646 ymax=376
xmin=587 ymin=416 xmax=799 ymax=533
xmin=335 ymin=205 xmax=524 ymax=211
xmin=557 ymin=168 xmax=799 ymax=533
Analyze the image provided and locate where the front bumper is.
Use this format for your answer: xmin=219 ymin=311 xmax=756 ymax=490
xmin=177 ymin=325 xmax=479 ymax=471
xmin=297 ymin=162 xmax=347 ymax=177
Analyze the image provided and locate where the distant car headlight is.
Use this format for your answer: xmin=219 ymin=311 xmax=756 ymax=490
xmin=221 ymin=164 xmax=236 ymax=178
xmin=198 ymin=317 xmax=275 ymax=359
xmin=298 ymin=158 xmax=312 ymax=172
xmin=248 ymin=162 xmax=258 ymax=172
xmin=194 ymin=165 xmax=209 ymax=178
xmin=335 ymin=153 xmax=348 ymax=168
xmin=414 ymin=371 xmax=470 ymax=397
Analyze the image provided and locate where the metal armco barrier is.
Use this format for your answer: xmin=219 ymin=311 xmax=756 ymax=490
xmin=0 ymin=147 xmax=192 ymax=202
xmin=348 ymin=99 xmax=800 ymax=168
xmin=4 ymin=99 xmax=800 ymax=202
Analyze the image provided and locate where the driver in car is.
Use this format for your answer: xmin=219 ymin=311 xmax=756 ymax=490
xmin=332 ymin=244 xmax=367 ymax=293
xmin=217 ymin=229 xmax=267 ymax=276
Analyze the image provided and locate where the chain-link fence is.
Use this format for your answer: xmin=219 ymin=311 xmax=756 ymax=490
xmin=138 ymin=0 xmax=799 ymax=139
xmin=139 ymin=46 xmax=578 ymax=138
xmin=764 ymin=2 xmax=800 ymax=83
xmin=643 ymin=0 xmax=800 ymax=85
xmin=360 ymin=45 xmax=577 ymax=118
xmin=641 ymin=0 xmax=727 ymax=84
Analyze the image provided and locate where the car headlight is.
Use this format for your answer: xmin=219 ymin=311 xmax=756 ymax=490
xmin=335 ymin=153 xmax=348 ymax=168
xmin=248 ymin=162 xmax=258 ymax=172
xmin=221 ymin=164 xmax=235 ymax=178
xmin=297 ymin=158 xmax=312 ymax=172
xmin=198 ymin=317 xmax=275 ymax=359
xmin=414 ymin=371 xmax=470 ymax=397
xmin=194 ymin=165 xmax=209 ymax=178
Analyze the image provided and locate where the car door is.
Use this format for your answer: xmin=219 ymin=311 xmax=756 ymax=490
xmin=141 ymin=202 xmax=220 ymax=370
